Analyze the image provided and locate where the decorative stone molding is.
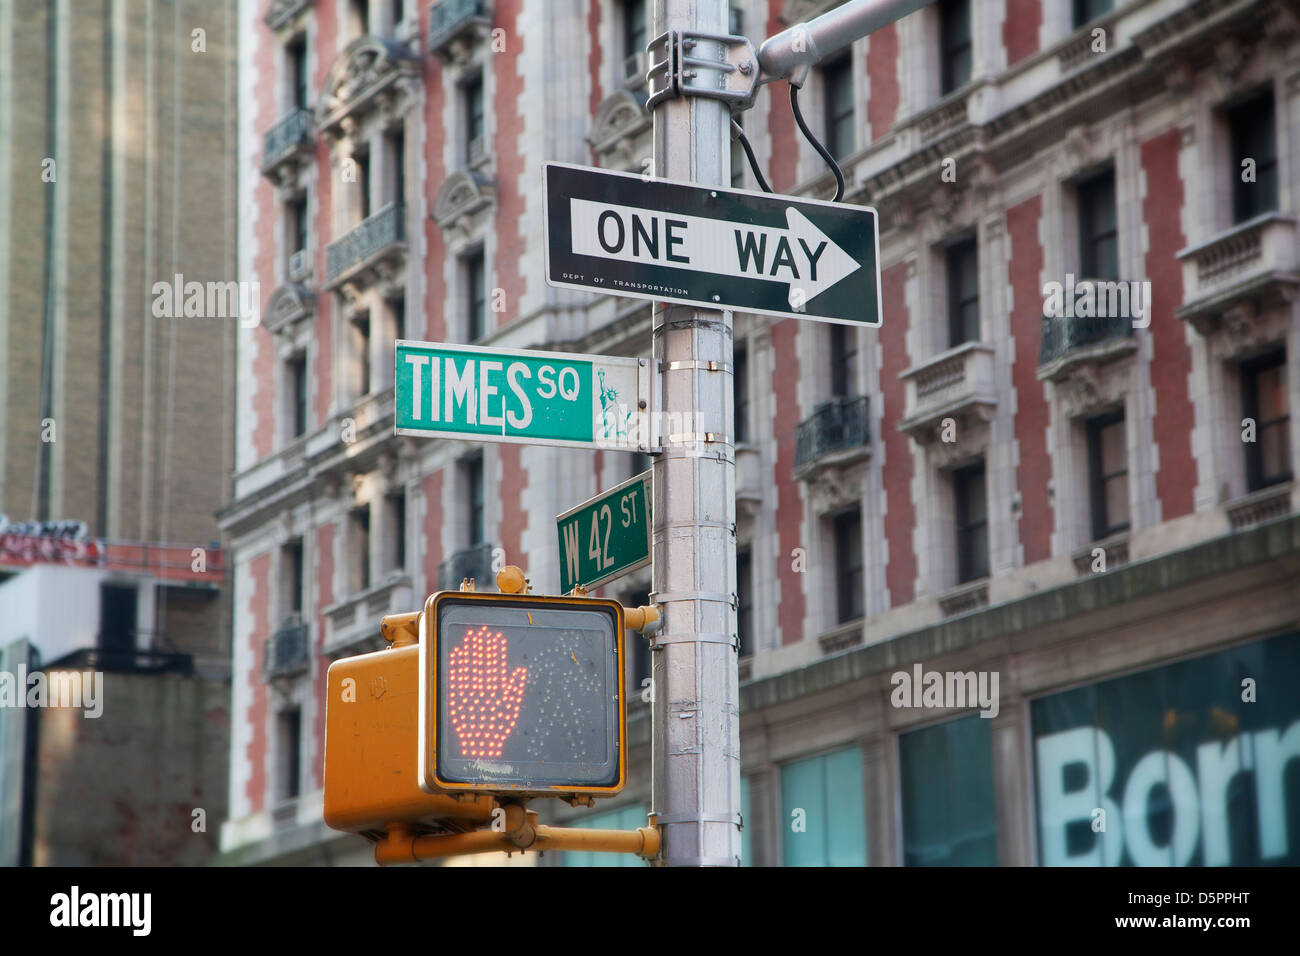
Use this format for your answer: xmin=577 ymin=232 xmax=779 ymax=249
xmin=806 ymin=466 xmax=862 ymax=516
xmin=428 ymin=0 xmax=493 ymax=64
xmin=432 ymin=169 xmax=496 ymax=235
xmin=818 ymin=619 xmax=864 ymax=654
xmin=1053 ymin=362 xmax=1127 ymax=421
xmin=898 ymin=343 xmax=998 ymax=444
xmin=264 ymin=0 xmax=312 ymax=32
xmin=1226 ymin=483 xmax=1293 ymax=529
xmin=265 ymin=283 xmax=317 ymax=338
xmin=587 ymin=90 xmax=651 ymax=172
xmin=938 ymin=579 xmax=989 ymax=618
xmin=316 ymin=36 xmax=422 ymax=140
xmin=1072 ymin=533 xmax=1130 ymax=576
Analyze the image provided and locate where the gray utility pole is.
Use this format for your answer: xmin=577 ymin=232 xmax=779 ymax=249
xmin=649 ymin=0 xmax=741 ymax=867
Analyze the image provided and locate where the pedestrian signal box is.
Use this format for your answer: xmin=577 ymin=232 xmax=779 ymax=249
xmin=418 ymin=590 xmax=626 ymax=797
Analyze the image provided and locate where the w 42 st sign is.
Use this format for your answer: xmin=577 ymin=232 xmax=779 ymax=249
xmin=543 ymin=162 xmax=882 ymax=326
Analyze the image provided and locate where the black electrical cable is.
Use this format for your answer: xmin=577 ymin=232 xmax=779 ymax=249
xmin=731 ymin=119 xmax=772 ymax=193
xmin=789 ymin=83 xmax=845 ymax=202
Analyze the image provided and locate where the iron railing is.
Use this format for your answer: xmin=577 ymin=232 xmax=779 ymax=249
xmin=438 ymin=542 xmax=495 ymax=591
xmin=794 ymin=396 xmax=870 ymax=470
xmin=1039 ymin=312 xmax=1134 ymax=366
xmin=264 ymin=621 xmax=310 ymax=679
xmin=262 ymin=108 xmax=314 ymax=169
xmin=429 ymin=0 xmax=490 ymax=53
xmin=325 ymin=202 xmax=406 ymax=284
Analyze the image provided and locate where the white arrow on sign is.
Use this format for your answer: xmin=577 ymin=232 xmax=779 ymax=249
xmin=569 ymin=198 xmax=861 ymax=309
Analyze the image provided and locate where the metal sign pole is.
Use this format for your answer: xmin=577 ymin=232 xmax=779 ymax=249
xmin=649 ymin=0 xmax=741 ymax=866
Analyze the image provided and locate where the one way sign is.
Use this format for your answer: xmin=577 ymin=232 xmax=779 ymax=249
xmin=543 ymin=162 xmax=881 ymax=326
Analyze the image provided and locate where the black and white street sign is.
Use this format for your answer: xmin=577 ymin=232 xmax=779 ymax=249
xmin=543 ymin=162 xmax=881 ymax=326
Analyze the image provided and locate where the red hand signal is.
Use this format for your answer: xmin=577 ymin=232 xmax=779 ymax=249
xmin=447 ymin=626 xmax=528 ymax=759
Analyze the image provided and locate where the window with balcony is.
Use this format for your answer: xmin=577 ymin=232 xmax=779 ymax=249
xmin=830 ymin=323 xmax=858 ymax=398
xmin=99 ymin=583 xmax=138 ymax=658
xmin=386 ymin=490 xmax=407 ymax=573
xmin=938 ymin=0 xmax=972 ymax=96
xmin=350 ymin=505 xmax=371 ymax=593
xmin=1073 ymin=0 xmax=1112 ymax=28
xmin=463 ymin=453 xmax=485 ymax=546
xmin=350 ymin=312 xmax=371 ymax=398
xmin=734 ymin=343 xmax=750 ymax=444
xmin=277 ymin=708 xmax=302 ymax=801
xmin=834 ymin=507 xmax=864 ymax=623
xmin=1228 ymin=91 xmax=1278 ymax=225
xmin=736 ymin=546 xmax=753 ymax=656
xmin=823 ymin=56 xmax=855 ymax=162
xmin=287 ymin=352 xmax=308 ymax=439
xmin=390 ymin=0 xmax=404 ymax=32
xmin=1077 ymin=168 xmax=1118 ymax=281
xmin=954 ymin=461 xmax=988 ymax=583
xmin=463 ymin=248 xmax=486 ymax=341
xmin=622 ymin=0 xmax=647 ymax=88
xmin=463 ymin=74 xmax=484 ymax=167
xmin=288 ymin=35 xmax=308 ymax=109
xmin=1086 ymin=410 xmax=1129 ymax=540
xmin=282 ymin=539 xmax=304 ymax=618
xmin=1242 ymin=350 xmax=1291 ymax=491
xmin=946 ymin=237 xmax=979 ymax=347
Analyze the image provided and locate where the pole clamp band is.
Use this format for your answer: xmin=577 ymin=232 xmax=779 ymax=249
xmin=651 ymin=632 xmax=737 ymax=648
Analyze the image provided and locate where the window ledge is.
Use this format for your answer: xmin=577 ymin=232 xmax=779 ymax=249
xmin=938 ymin=579 xmax=989 ymax=618
xmin=1226 ymin=482 xmax=1294 ymax=530
xmin=818 ymin=618 xmax=864 ymax=655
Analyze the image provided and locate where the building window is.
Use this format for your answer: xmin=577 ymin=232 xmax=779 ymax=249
xmin=349 ymin=0 xmax=368 ymax=37
xmin=350 ymin=312 xmax=371 ymax=398
xmin=1077 ymin=168 xmax=1118 ymax=281
xmin=1087 ymin=410 xmax=1129 ymax=540
xmin=289 ymin=194 xmax=309 ymax=258
xmin=834 ymin=508 xmax=864 ymax=623
xmin=781 ymin=747 xmax=867 ymax=866
xmin=288 ymin=35 xmax=308 ymax=109
xmin=1073 ymin=0 xmax=1112 ymax=27
xmin=954 ymin=461 xmax=988 ymax=583
xmin=463 ymin=454 xmax=485 ymax=547
xmin=387 ymin=127 xmax=405 ymax=206
xmin=622 ymin=0 xmax=647 ymax=86
xmin=391 ymin=294 xmax=406 ymax=345
xmin=946 ymin=237 xmax=979 ymax=347
xmin=900 ymin=714 xmax=997 ymax=865
xmin=386 ymin=491 xmax=407 ymax=573
xmin=1228 ymin=91 xmax=1278 ymax=224
xmin=354 ymin=150 xmax=371 ymax=221
xmin=463 ymin=75 xmax=484 ymax=166
xmin=1242 ymin=350 xmax=1291 ymax=491
xmin=462 ymin=249 xmax=487 ymax=342
xmin=736 ymin=547 xmax=753 ymax=656
xmin=734 ymin=343 xmax=750 ymax=444
xmin=282 ymin=539 xmax=304 ymax=618
xmin=823 ymin=56 xmax=854 ymax=161
xmin=938 ymin=0 xmax=972 ymax=95
xmin=829 ymin=324 xmax=858 ymax=398
xmin=350 ymin=505 xmax=371 ymax=593
xmin=277 ymin=709 xmax=302 ymax=801
xmin=287 ymin=353 xmax=308 ymax=439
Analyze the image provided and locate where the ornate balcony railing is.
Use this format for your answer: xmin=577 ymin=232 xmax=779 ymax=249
xmin=264 ymin=620 xmax=310 ymax=679
xmin=1039 ymin=311 xmax=1134 ymax=367
xmin=262 ymin=108 xmax=314 ymax=173
xmin=898 ymin=342 xmax=997 ymax=441
xmin=324 ymin=202 xmax=405 ymax=287
xmin=428 ymin=0 xmax=491 ymax=58
xmin=794 ymin=396 xmax=870 ymax=472
xmin=1176 ymin=213 xmax=1298 ymax=333
xmin=439 ymin=542 xmax=495 ymax=591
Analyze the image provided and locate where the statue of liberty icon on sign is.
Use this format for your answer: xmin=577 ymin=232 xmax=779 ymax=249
xmin=597 ymin=368 xmax=635 ymax=446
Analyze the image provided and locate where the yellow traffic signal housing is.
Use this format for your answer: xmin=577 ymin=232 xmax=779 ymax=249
xmin=418 ymin=589 xmax=626 ymax=799
xmin=323 ymin=642 xmax=495 ymax=837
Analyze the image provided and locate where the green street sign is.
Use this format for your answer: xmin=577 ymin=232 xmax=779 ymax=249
xmin=395 ymin=340 xmax=652 ymax=450
xmin=557 ymin=471 xmax=652 ymax=593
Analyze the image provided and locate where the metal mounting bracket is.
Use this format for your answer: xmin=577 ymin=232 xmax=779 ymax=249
xmin=646 ymin=30 xmax=760 ymax=113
